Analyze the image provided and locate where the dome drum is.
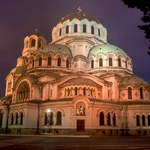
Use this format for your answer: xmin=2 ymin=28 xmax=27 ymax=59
xmin=88 ymin=44 xmax=133 ymax=72
xmin=52 ymin=11 xmax=107 ymax=43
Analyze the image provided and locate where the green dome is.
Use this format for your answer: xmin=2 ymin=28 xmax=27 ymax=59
xmin=45 ymin=44 xmax=72 ymax=57
xmin=88 ymin=44 xmax=128 ymax=57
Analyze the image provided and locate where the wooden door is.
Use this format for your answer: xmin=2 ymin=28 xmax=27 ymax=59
xmin=77 ymin=120 xmax=85 ymax=132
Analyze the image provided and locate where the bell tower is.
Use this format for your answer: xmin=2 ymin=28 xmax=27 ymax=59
xmin=22 ymin=29 xmax=47 ymax=57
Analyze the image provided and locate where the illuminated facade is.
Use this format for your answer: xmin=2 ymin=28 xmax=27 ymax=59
xmin=0 ymin=9 xmax=150 ymax=135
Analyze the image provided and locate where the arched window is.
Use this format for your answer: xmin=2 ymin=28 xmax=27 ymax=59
xmin=91 ymin=26 xmax=94 ymax=34
xmin=20 ymin=112 xmax=23 ymax=125
xmin=31 ymin=39 xmax=36 ymax=47
xmin=118 ymin=58 xmax=121 ymax=67
xmin=75 ymin=87 xmax=78 ymax=96
xmin=26 ymin=41 xmax=28 ymax=48
xmin=109 ymin=57 xmax=113 ymax=66
xmin=49 ymin=112 xmax=53 ymax=125
xmin=0 ymin=111 xmax=3 ymax=128
xmin=59 ymin=28 xmax=62 ymax=36
xmin=48 ymin=57 xmax=51 ymax=66
xmin=125 ymin=60 xmax=128 ymax=68
xmin=16 ymin=82 xmax=30 ymax=101
xmin=67 ymin=88 xmax=70 ymax=96
xmin=128 ymin=87 xmax=132 ymax=99
xmin=56 ymin=111 xmax=62 ymax=125
xmin=10 ymin=113 xmax=14 ymax=125
xmin=99 ymin=112 xmax=104 ymax=126
xmin=83 ymin=87 xmax=86 ymax=96
xmin=99 ymin=58 xmax=103 ymax=67
xmin=39 ymin=57 xmax=42 ymax=66
xmin=113 ymin=113 xmax=116 ymax=126
xmin=91 ymin=60 xmax=94 ymax=68
xmin=44 ymin=112 xmax=48 ymax=125
xmin=45 ymin=112 xmax=53 ymax=125
xmin=38 ymin=39 xmax=41 ymax=48
xmin=140 ymin=87 xmax=144 ymax=99
xmin=66 ymin=25 xmax=69 ymax=34
xmin=136 ymin=115 xmax=140 ymax=126
xmin=32 ymin=59 xmax=34 ymax=68
xmin=107 ymin=113 xmax=111 ymax=126
xmin=148 ymin=115 xmax=150 ymax=126
xmin=66 ymin=59 xmax=69 ymax=68
xmin=83 ymin=24 xmax=86 ymax=33
xmin=74 ymin=24 xmax=78 ymax=33
xmin=15 ymin=113 xmax=18 ymax=125
xmin=142 ymin=115 xmax=145 ymax=126
xmin=57 ymin=57 xmax=61 ymax=66
xmin=91 ymin=89 xmax=93 ymax=96
xmin=98 ymin=29 xmax=100 ymax=36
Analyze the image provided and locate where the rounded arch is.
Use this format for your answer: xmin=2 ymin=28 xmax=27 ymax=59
xmin=72 ymin=95 xmax=91 ymax=105
xmin=108 ymin=54 xmax=114 ymax=67
xmin=55 ymin=108 xmax=65 ymax=117
xmin=140 ymin=87 xmax=144 ymax=99
xmin=99 ymin=112 xmax=104 ymax=126
xmin=30 ymin=38 xmax=36 ymax=47
xmin=57 ymin=75 xmax=108 ymax=91
xmin=20 ymin=112 xmax=24 ymax=125
xmin=38 ymin=38 xmax=43 ymax=49
xmin=44 ymin=109 xmax=54 ymax=126
xmin=136 ymin=114 xmax=140 ymax=126
xmin=73 ymin=97 xmax=90 ymax=116
xmin=91 ymin=59 xmax=94 ymax=68
xmin=56 ymin=111 xmax=62 ymax=125
xmin=142 ymin=115 xmax=146 ymax=126
xmin=16 ymin=80 xmax=31 ymax=102
xmin=10 ymin=112 xmax=14 ymax=125
xmin=57 ymin=57 xmax=61 ymax=66
xmin=128 ymin=87 xmax=132 ymax=99
xmin=66 ymin=58 xmax=70 ymax=68
xmin=38 ymin=56 xmax=42 ymax=66
xmin=76 ymin=101 xmax=86 ymax=116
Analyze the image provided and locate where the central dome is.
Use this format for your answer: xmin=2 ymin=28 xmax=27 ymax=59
xmin=60 ymin=8 xmax=100 ymax=24
xmin=52 ymin=8 xmax=107 ymax=43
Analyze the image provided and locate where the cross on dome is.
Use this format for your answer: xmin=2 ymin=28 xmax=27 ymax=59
xmin=77 ymin=7 xmax=83 ymax=13
xmin=34 ymin=28 xmax=38 ymax=34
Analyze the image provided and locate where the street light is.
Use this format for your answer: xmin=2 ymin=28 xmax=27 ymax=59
xmin=47 ymin=109 xmax=51 ymax=113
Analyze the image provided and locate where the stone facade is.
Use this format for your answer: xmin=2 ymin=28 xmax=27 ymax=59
xmin=0 ymin=9 xmax=150 ymax=135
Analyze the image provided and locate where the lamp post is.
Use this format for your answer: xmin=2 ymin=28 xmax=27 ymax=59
xmin=47 ymin=109 xmax=51 ymax=134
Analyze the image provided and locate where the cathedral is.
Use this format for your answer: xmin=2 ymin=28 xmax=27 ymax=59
xmin=0 ymin=8 xmax=150 ymax=135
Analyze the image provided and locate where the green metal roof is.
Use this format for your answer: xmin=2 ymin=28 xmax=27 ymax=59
xmin=45 ymin=44 xmax=72 ymax=57
xmin=88 ymin=44 xmax=128 ymax=57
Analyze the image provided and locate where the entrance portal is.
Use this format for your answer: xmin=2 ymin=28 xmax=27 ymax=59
xmin=77 ymin=120 xmax=85 ymax=132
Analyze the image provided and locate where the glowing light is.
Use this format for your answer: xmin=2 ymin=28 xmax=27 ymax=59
xmin=47 ymin=109 xmax=51 ymax=113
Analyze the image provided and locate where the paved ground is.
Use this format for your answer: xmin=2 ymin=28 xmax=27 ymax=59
xmin=0 ymin=135 xmax=150 ymax=150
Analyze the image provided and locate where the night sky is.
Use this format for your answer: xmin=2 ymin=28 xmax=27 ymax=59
xmin=0 ymin=0 xmax=150 ymax=98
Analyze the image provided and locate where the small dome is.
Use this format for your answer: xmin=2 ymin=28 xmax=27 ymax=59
xmin=60 ymin=8 xmax=100 ymax=24
xmin=22 ymin=29 xmax=47 ymax=57
xmin=26 ymin=29 xmax=41 ymax=37
xmin=12 ymin=66 xmax=26 ymax=75
xmin=88 ymin=44 xmax=128 ymax=57
xmin=45 ymin=44 xmax=72 ymax=57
